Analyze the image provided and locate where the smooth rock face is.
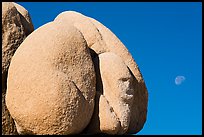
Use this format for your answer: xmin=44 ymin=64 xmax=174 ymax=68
xmin=85 ymin=92 xmax=120 ymax=135
xmin=5 ymin=22 xmax=96 ymax=135
xmin=88 ymin=17 xmax=148 ymax=134
xmin=2 ymin=2 xmax=34 ymax=135
xmin=86 ymin=52 xmax=134 ymax=134
xmin=55 ymin=11 xmax=148 ymax=134
xmin=98 ymin=52 xmax=134 ymax=134
xmin=54 ymin=11 xmax=108 ymax=54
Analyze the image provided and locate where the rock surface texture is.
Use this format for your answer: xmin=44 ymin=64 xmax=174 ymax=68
xmin=5 ymin=10 xmax=148 ymax=135
xmin=2 ymin=2 xmax=34 ymax=135
xmin=54 ymin=11 xmax=148 ymax=135
xmin=6 ymin=22 xmax=96 ymax=135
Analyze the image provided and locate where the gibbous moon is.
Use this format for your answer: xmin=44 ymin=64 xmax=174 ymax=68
xmin=175 ymin=76 xmax=186 ymax=85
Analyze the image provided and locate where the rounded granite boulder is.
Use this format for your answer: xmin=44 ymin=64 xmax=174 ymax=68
xmin=6 ymin=22 xmax=96 ymax=135
xmin=55 ymin=11 xmax=148 ymax=134
xmin=5 ymin=10 xmax=148 ymax=135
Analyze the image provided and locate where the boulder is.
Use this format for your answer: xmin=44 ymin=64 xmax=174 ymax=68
xmin=86 ymin=52 xmax=134 ymax=134
xmin=56 ymin=11 xmax=149 ymax=134
xmin=5 ymin=10 xmax=148 ymax=135
xmin=54 ymin=11 xmax=108 ymax=54
xmin=5 ymin=22 xmax=96 ymax=135
xmin=2 ymin=2 xmax=34 ymax=135
xmin=88 ymin=16 xmax=148 ymax=134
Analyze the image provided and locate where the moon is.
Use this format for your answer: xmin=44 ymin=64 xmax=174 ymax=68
xmin=175 ymin=76 xmax=186 ymax=85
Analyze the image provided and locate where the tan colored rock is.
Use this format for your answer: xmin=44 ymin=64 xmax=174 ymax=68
xmin=88 ymin=17 xmax=144 ymax=82
xmin=55 ymin=11 xmax=146 ymax=81
xmin=5 ymin=22 xmax=96 ymax=135
xmin=5 ymin=9 xmax=148 ymax=135
xmin=54 ymin=11 xmax=148 ymax=134
xmin=13 ymin=2 xmax=34 ymax=35
xmin=2 ymin=2 xmax=34 ymax=135
xmin=53 ymin=11 xmax=148 ymax=134
xmin=88 ymin=16 xmax=148 ymax=134
xmin=86 ymin=52 xmax=134 ymax=134
xmin=54 ymin=11 xmax=108 ymax=54
xmin=85 ymin=92 xmax=120 ymax=135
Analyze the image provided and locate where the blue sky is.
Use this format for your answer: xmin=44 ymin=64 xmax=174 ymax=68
xmin=17 ymin=2 xmax=202 ymax=135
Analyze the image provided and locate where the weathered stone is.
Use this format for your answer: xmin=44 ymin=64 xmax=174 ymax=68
xmin=53 ymin=11 xmax=148 ymax=134
xmin=54 ymin=11 xmax=108 ymax=54
xmin=87 ymin=18 xmax=148 ymax=133
xmin=2 ymin=2 xmax=34 ymax=135
xmin=86 ymin=91 xmax=120 ymax=135
xmin=13 ymin=2 xmax=34 ymax=35
xmin=54 ymin=12 xmax=150 ymax=134
xmin=86 ymin=52 xmax=134 ymax=134
xmin=5 ymin=9 xmax=148 ymax=135
xmin=5 ymin=22 xmax=96 ymax=135
xmin=88 ymin=17 xmax=148 ymax=134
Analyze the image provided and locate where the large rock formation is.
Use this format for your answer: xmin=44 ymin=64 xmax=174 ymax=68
xmin=5 ymin=10 xmax=148 ymax=135
xmin=54 ymin=11 xmax=148 ymax=134
xmin=6 ymin=22 xmax=96 ymax=135
xmin=2 ymin=2 xmax=34 ymax=135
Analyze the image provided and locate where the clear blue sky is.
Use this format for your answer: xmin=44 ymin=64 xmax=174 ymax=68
xmin=17 ymin=2 xmax=202 ymax=135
